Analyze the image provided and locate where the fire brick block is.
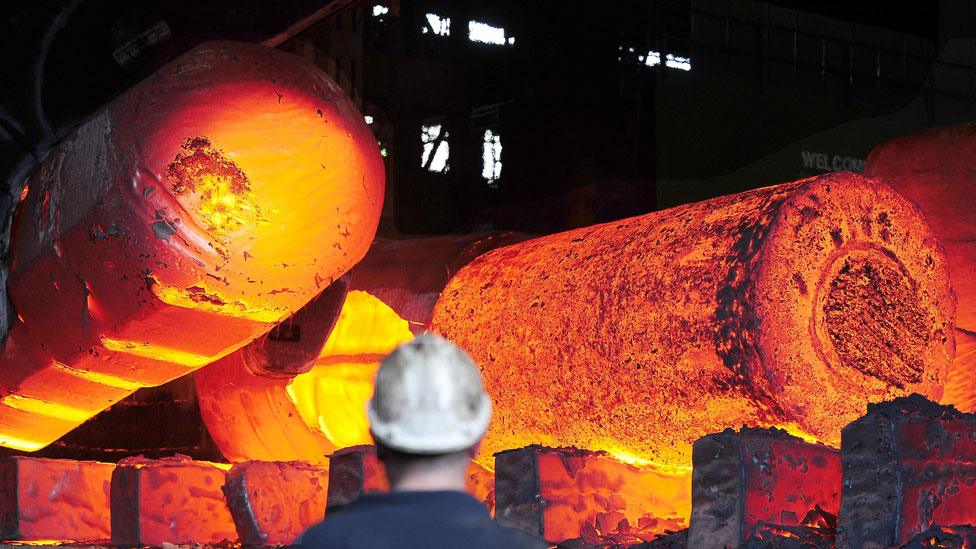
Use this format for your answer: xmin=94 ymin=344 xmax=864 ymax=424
xmin=495 ymin=445 xmax=690 ymax=544
xmin=0 ymin=457 xmax=113 ymax=543
xmin=326 ymin=445 xmax=495 ymax=514
xmin=837 ymin=394 xmax=976 ymax=548
xmin=110 ymin=455 xmax=237 ymax=546
xmin=687 ymin=427 xmax=841 ymax=549
xmin=224 ymin=461 xmax=329 ymax=545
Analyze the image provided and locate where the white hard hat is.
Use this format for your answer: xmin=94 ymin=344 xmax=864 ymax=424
xmin=367 ymin=334 xmax=492 ymax=455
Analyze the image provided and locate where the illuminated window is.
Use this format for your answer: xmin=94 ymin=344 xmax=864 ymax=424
xmin=468 ymin=21 xmax=514 ymax=45
xmin=423 ymin=13 xmax=451 ymax=36
xmin=421 ymin=124 xmax=449 ymax=173
xmin=665 ymin=53 xmax=692 ymax=71
xmin=482 ymin=129 xmax=502 ymax=186
xmin=372 ymin=5 xmax=389 ymax=16
xmin=626 ymin=47 xmax=692 ymax=71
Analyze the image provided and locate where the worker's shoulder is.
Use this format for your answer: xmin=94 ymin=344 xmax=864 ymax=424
xmin=293 ymin=514 xmax=354 ymax=547
xmin=295 ymin=492 xmax=548 ymax=549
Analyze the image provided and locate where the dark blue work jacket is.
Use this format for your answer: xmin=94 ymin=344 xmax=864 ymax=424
xmin=296 ymin=490 xmax=548 ymax=549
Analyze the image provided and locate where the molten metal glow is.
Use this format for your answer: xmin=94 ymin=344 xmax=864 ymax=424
xmin=942 ymin=328 xmax=976 ymax=413
xmin=50 ymin=361 xmax=143 ymax=391
xmin=497 ymin=446 xmax=690 ymax=542
xmin=111 ymin=456 xmax=238 ymax=546
xmin=0 ymin=394 xmax=91 ymax=423
xmin=196 ymin=233 xmax=529 ymax=463
xmin=432 ymin=173 xmax=954 ymax=471
xmin=100 ymin=338 xmax=213 ymax=368
xmin=0 ymin=435 xmax=45 ymax=452
xmin=285 ymin=291 xmax=413 ymax=448
xmin=0 ymin=41 xmax=383 ymax=451
xmin=195 ymin=291 xmax=412 ymax=462
xmin=0 ymin=457 xmax=113 ymax=543
xmin=149 ymin=281 xmax=284 ymax=323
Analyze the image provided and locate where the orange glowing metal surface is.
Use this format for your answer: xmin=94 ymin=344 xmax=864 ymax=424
xmin=0 ymin=457 xmax=113 ymax=543
xmin=432 ymin=173 xmax=955 ymax=471
xmin=196 ymin=290 xmax=413 ymax=462
xmin=111 ymin=456 xmax=238 ymax=546
xmin=225 ymin=461 xmax=329 ymax=546
xmin=943 ymin=328 xmax=976 ymax=413
xmin=0 ymin=41 xmax=383 ymax=452
xmin=496 ymin=446 xmax=689 ymax=543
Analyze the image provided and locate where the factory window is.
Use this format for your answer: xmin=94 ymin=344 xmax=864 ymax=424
xmin=625 ymin=47 xmax=692 ymax=72
xmin=421 ymin=124 xmax=450 ymax=173
xmin=665 ymin=53 xmax=692 ymax=71
xmin=468 ymin=21 xmax=514 ymax=45
xmin=643 ymin=51 xmax=661 ymax=67
xmin=482 ymin=129 xmax=502 ymax=186
xmin=423 ymin=13 xmax=451 ymax=36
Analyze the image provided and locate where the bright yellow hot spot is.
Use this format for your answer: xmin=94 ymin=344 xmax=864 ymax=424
xmin=151 ymin=282 xmax=283 ymax=323
xmin=51 ymin=361 xmax=146 ymax=391
xmin=0 ymin=394 xmax=92 ymax=423
xmin=195 ymin=174 xmax=259 ymax=236
xmin=100 ymin=337 xmax=213 ymax=368
xmin=287 ymin=290 xmax=414 ymax=449
xmin=0 ymin=433 xmax=46 ymax=452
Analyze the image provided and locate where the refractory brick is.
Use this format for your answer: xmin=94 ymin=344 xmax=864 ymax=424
xmin=688 ymin=427 xmax=840 ymax=549
xmin=224 ymin=461 xmax=329 ymax=545
xmin=0 ymin=457 xmax=113 ymax=543
xmin=110 ymin=455 xmax=237 ymax=546
xmin=837 ymin=394 xmax=976 ymax=548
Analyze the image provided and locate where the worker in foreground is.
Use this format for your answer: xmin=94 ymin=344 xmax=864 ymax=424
xmin=297 ymin=334 xmax=547 ymax=549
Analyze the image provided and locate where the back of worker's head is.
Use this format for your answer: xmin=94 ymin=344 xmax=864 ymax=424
xmin=368 ymin=333 xmax=492 ymax=457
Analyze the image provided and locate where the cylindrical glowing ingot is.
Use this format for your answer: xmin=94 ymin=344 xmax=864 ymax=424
xmin=195 ymin=290 xmax=414 ymax=463
xmin=431 ymin=172 xmax=955 ymax=468
xmin=0 ymin=41 xmax=384 ymax=452
xmin=195 ymin=233 xmax=527 ymax=462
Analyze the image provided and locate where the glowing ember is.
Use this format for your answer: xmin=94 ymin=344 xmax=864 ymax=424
xmin=495 ymin=445 xmax=689 ymax=543
xmin=432 ymin=173 xmax=954 ymax=472
xmin=903 ymin=525 xmax=976 ymax=548
xmin=0 ymin=40 xmax=383 ymax=452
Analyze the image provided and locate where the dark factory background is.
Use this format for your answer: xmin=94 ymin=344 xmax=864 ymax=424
xmin=0 ymin=0 xmax=975 ymax=460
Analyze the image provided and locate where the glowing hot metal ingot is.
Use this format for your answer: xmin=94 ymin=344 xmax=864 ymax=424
xmin=194 ymin=233 xmax=526 ymax=463
xmin=432 ymin=172 xmax=955 ymax=470
xmin=0 ymin=41 xmax=384 ymax=451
